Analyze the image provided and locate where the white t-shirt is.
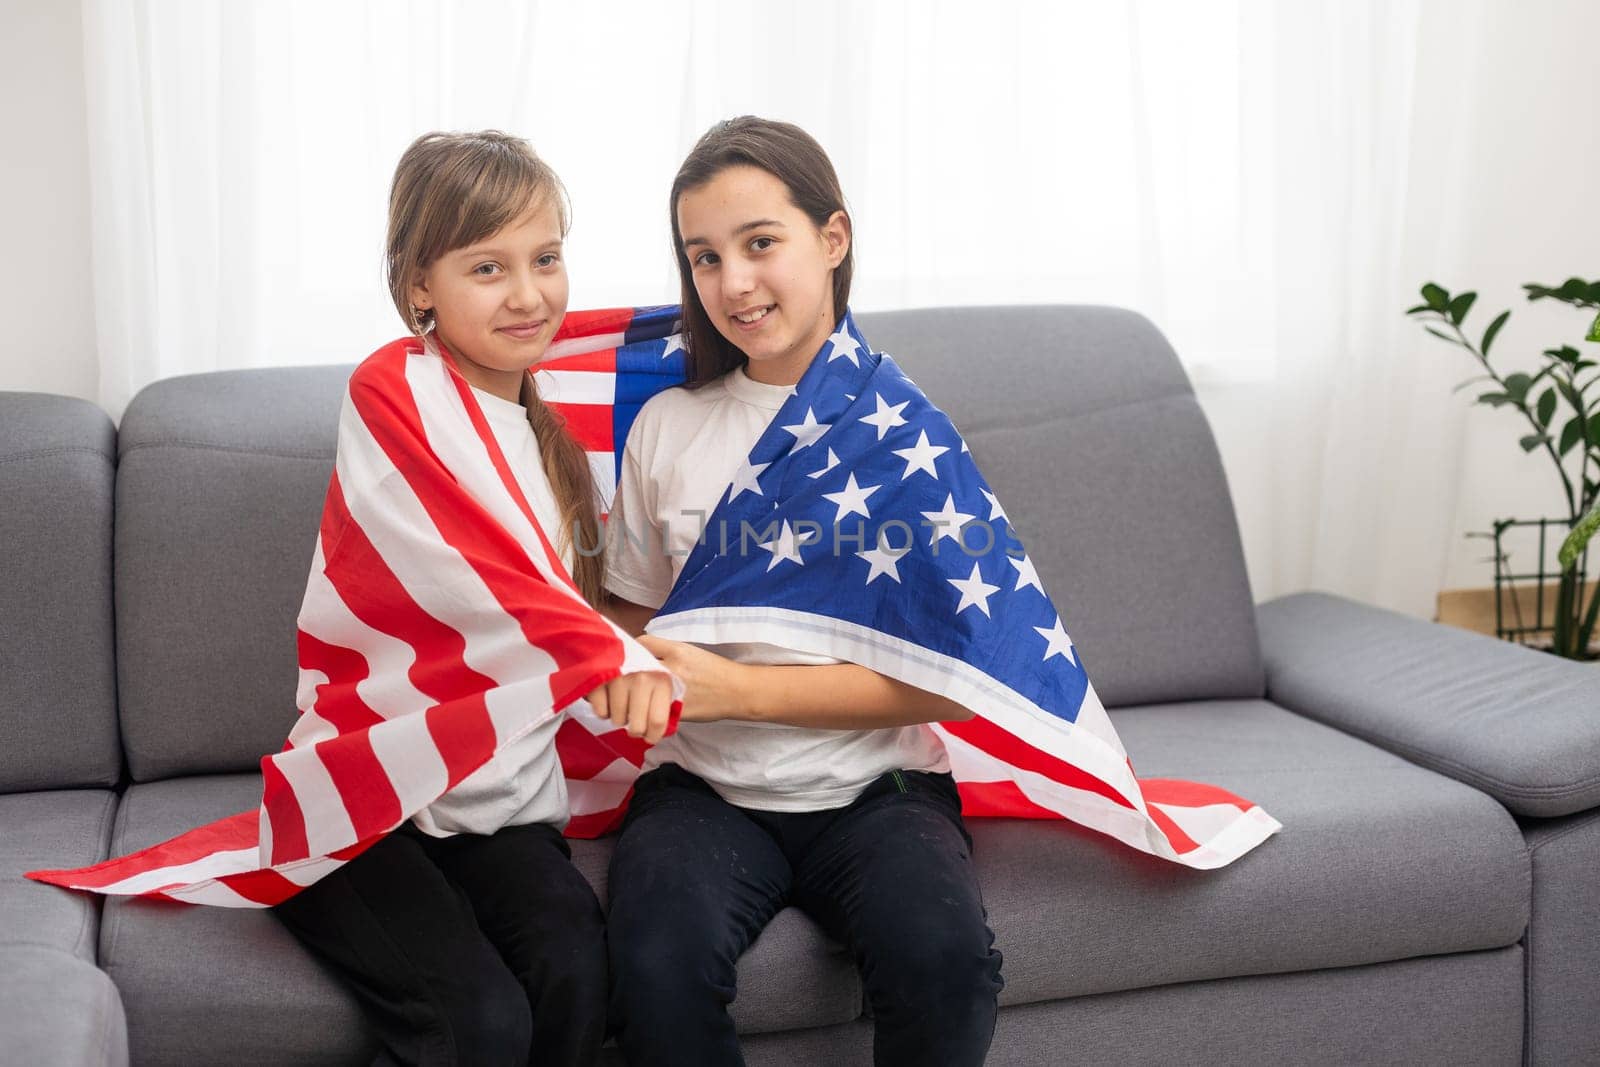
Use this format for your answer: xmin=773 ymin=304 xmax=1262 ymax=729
xmin=605 ymin=367 xmax=949 ymax=812
xmin=411 ymin=385 xmax=572 ymax=836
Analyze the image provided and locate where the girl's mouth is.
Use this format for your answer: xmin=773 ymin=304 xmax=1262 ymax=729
xmin=731 ymin=305 xmax=774 ymax=328
xmin=498 ymin=320 xmax=547 ymax=339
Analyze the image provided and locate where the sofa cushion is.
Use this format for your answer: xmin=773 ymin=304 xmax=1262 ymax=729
xmin=0 ymin=393 xmax=119 ymax=790
xmin=0 ymin=944 xmax=129 ymax=1067
xmin=978 ymin=699 xmax=1529 ymax=1007
xmin=100 ymin=775 xmax=862 ymax=1063
xmin=99 ymin=775 xmax=375 ymax=1065
xmin=1260 ymin=591 xmax=1600 ymax=817
xmin=0 ymin=789 xmax=117 ymax=959
xmin=114 ymin=367 xmax=349 ymax=780
xmin=860 ymin=306 xmax=1265 ymax=707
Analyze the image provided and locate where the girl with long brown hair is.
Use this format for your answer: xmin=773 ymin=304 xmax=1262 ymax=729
xmin=272 ymin=130 xmax=675 ymax=1067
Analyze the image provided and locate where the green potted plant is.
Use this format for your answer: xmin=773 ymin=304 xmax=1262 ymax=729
xmin=1406 ymin=277 xmax=1600 ymax=659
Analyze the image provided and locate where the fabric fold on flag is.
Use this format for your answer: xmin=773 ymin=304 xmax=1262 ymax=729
xmin=28 ymin=308 xmax=687 ymax=907
xmin=645 ymin=312 xmax=1280 ymax=869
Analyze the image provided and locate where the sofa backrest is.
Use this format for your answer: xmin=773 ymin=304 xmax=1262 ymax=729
xmin=114 ymin=367 xmax=348 ymax=780
xmin=859 ymin=306 xmax=1264 ymax=707
xmin=0 ymin=394 xmax=121 ymax=790
xmin=112 ymin=306 xmax=1263 ymax=779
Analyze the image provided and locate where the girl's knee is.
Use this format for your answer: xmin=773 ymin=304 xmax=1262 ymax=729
xmin=446 ymin=967 xmax=533 ymax=1067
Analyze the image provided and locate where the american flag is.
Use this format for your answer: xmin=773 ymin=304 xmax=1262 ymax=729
xmin=643 ymin=311 xmax=1280 ymax=869
xmin=30 ymin=306 xmax=1276 ymax=906
xmin=28 ymin=308 xmax=685 ymax=906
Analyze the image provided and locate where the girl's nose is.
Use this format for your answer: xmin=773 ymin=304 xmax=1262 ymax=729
xmin=508 ymin=269 xmax=543 ymax=312
xmin=720 ymin=257 xmax=756 ymax=300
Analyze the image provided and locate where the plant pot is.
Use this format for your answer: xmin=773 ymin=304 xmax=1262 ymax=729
xmin=1487 ymin=517 xmax=1600 ymax=660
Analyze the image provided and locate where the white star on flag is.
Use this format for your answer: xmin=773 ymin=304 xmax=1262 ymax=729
xmin=760 ymin=521 xmax=808 ymax=572
xmin=660 ymin=333 xmax=685 ymax=359
xmin=822 ymin=473 xmax=881 ymax=522
xmin=921 ymin=494 xmax=977 ymax=547
xmin=728 ymin=458 xmax=770 ymax=501
xmin=948 ymin=562 xmax=1002 ymax=618
xmin=826 ymin=329 xmax=863 ymax=365
xmin=1009 ymin=554 xmax=1043 ymax=594
xmin=856 ymin=540 xmax=906 ymax=585
xmin=806 ymin=447 xmax=844 ymax=483
xmin=980 ymin=488 xmax=1007 ymax=522
xmin=1034 ymin=616 xmax=1077 ymax=664
xmin=859 ymin=393 xmax=910 ymax=440
xmin=781 ymin=407 xmax=829 ymax=450
xmin=891 ymin=430 xmax=949 ymax=481
xmin=806 ymin=448 xmax=841 ymax=480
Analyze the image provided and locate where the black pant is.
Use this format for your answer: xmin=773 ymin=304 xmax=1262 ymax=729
xmin=274 ymin=820 xmax=607 ymax=1067
xmin=606 ymin=764 xmax=1003 ymax=1067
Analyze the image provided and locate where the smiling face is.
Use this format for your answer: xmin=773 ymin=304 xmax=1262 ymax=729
xmin=676 ymin=165 xmax=850 ymax=386
xmin=408 ymin=197 xmax=569 ymax=402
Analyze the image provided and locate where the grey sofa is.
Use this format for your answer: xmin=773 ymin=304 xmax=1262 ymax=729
xmin=3 ymin=306 xmax=1596 ymax=1066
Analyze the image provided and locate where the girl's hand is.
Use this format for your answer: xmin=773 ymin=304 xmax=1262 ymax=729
xmin=636 ymin=636 xmax=752 ymax=723
xmin=585 ymin=671 xmax=676 ymax=744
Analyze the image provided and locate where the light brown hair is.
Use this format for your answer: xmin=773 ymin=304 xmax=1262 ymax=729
xmin=385 ymin=131 xmax=604 ymax=603
xmin=669 ymin=117 xmax=854 ymax=385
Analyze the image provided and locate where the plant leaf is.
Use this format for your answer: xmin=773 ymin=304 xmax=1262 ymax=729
xmin=1589 ymin=309 xmax=1600 ymax=342
xmin=1422 ymin=283 xmax=1449 ymax=310
xmin=1559 ymin=379 xmax=1584 ymax=408
xmin=1477 ymin=392 xmax=1512 ymax=407
xmin=1451 ymin=374 xmax=1494 ymax=394
xmin=1537 ymin=387 xmax=1558 ymax=427
xmin=1448 ymin=292 xmax=1476 ymax=324
xmin=1504 ymin=372 xmax=1533 ymax=403
xmin=1404 ymin=303 xmax=1432 ymax=316
xmin=1522 ymin=432 xmax=1552 ymax=453
xmin=1546 ymin=345 xmax=1582 ymax=365
xmin=1424 ymin=326 xmax=1457 ymax=344
xmin=1482 ymin=309 xmax=1510 ymax=356
xmin=1559 ymin=416 xmax=1585 ymax=455
xmin=1558 ymin=498 xmax=1600 ymax=572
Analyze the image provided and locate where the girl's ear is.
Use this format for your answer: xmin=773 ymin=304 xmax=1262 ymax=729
xmin=821 ymin=210 xmax=851 ymax=269
xmin=407 ymin=270 xmax=432 ymax=312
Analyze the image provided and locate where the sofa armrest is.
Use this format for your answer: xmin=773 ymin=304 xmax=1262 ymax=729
xmin=1257 ymin=591 xmax=1600 ymax=817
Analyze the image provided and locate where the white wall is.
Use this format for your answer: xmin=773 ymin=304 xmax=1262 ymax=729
xmin=1435 ymin=0 xmax=1600 ymax=591
xmin=4 ymin=1 xmax=1595 ymax=608
xmin=1195 ymin=0 xmax=1600 ymax=604
xmin=0 ymin=0 xmax=97 ymax=399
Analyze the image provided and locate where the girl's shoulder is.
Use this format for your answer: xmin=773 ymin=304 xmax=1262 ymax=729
xmin=631 ymin=376 xmax=733 ymax=434
xmin=347 ymin=335 xmax=431 ymax=397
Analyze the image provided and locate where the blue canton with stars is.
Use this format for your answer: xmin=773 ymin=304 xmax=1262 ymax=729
xmin=651 ymin=311 xmax=1092 ymax=725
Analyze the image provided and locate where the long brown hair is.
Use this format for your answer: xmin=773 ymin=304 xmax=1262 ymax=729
xmin=669 ymin=117 xmax=854 ymax=386
xmin=385 ymin=131 xmax=605 ymax=604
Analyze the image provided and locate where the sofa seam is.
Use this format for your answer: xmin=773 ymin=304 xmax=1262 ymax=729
xmin=0 ymin=446 xmax=115 ymax=469
xmin=70 ymin=790 xmax=121 ymax=960
xmin=119 ymin=440 xmax=334 ymax=462
xmin=1524 ymin=807 xmax=1600 ymax=855
xmin=955 ymin=387 xmax=1195 ymax=438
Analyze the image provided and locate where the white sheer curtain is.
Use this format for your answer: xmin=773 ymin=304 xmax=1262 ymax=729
xmin=79 ymin=0 xmax=1501 ymax=616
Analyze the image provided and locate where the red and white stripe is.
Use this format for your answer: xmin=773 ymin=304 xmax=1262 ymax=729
xmin=29 ymin=336 xmax=677 ymax=907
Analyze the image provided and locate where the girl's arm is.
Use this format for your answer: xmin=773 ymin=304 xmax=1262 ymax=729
xmin=600 ymin=595 xmax=657 ymax=638
xmin=637 ymin=635 xmax=972 ymax=729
